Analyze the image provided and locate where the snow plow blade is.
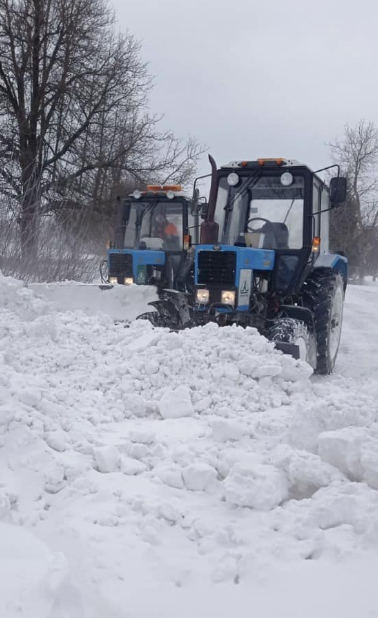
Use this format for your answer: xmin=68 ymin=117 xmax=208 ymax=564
xmin=274 ymin=341 xmax=300 ymax=359
xmin=28 ymin=282 xmax=158 ymax=322
xmin=136 ymin=290 xmax=194 ymax=329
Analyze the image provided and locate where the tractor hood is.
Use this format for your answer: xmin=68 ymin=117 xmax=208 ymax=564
xmin=107 ymin=248 xmax=165 ymax=284
xmin=195 ymin=245 xmax=275 ymax=312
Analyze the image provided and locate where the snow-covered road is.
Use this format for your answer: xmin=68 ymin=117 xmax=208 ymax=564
xmin=1 ymin=276 xmax=378 ymax=618
xmin=338 ymin=281 xmax=378 ymax=378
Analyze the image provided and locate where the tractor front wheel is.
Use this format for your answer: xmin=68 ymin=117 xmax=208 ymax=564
xmin=302 ymin=270 xmax=345 ymax=374
xmin=268 ymin=318 xmax=317 ymax=368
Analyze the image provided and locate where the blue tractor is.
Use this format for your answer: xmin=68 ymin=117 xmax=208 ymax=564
xmin=150 ymin=156 xmax=347 ymax=373
xmin=102 ymin=185 xmax=200 ymax=303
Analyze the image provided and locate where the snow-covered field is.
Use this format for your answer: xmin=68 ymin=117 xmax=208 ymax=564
xmin=1 ymin=276 xmax=378 ymax=617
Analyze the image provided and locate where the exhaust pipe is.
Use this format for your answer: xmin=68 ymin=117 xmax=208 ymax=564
xmin=200 ymin=155 xmax=219 ymax=244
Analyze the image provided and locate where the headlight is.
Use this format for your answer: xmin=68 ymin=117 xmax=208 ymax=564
xmin=109 ymin=277 xmax=118 ymax=285
xmin=166 ymin=190 xmax=175 ymax=200
xmin=221 ymin=290 xmax=235 ymax=305
xmin=132 ymin=190 xmax=142 ymax=199
xmin=124 ymin=277 xmax=134 ymax=285
xmin=196 ymin=288 xmax=210 ymax=304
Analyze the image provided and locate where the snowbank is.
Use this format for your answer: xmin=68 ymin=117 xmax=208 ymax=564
xmin=1 ymin=273 xmax=378 ymax=616
xmin=29 ymin=279 xmax=158 ymax=321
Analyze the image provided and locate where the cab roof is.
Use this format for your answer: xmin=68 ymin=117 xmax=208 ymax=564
xmin=221 ymin=158 xmax=309 ymax=169
xmin=128 ymin=185 xmax=189 ymax=200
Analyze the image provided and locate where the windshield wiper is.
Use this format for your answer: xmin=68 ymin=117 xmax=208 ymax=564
xmin=283 ymin=190 xmax=303 ymax=224
xmin=223 ymin=172 xmax=261 ymax=236
xmin=225 ymin=172 xmax=261 ymax=212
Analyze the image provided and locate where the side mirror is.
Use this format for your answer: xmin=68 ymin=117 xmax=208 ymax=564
xmin=200 ymin=202 xmax=208 ymax=219
xmin=330 ymin=177 xmax=347 ymax=207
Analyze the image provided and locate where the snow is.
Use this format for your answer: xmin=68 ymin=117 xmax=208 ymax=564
xmin=0 ymin=521 xmax=82 ymax=617
xmin=224 ymin=461 xmax=289 ymax=510
xmin=94 ymin=445 xmax=121 ymax=473
xmin=29 ymin=280 xmax=158 ymax=322
xmin=182 ymin=462 xmax=218 ymax=491
xmin=1 ymin=273 xmax=378 ymax=616
xmin=159 ymin=385 xmax=194 ymax=419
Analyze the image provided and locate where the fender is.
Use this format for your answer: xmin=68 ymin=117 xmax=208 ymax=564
xmin=314 ymin=253 xmax=348 ymax=284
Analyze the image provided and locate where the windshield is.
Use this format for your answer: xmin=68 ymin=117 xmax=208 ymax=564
xmin=124 ymin=200 xmax=183 ymax=251
xmin=215 ymin=174 xmax=305 ymax=249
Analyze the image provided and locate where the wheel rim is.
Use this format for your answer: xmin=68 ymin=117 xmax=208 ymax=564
xmin=295 ymin=333 xmax=317 ymax=369
xmin=329 ymin=285 xmax=344 ymax=360
xmin=296 ymin=336 xmax=307 ymax=361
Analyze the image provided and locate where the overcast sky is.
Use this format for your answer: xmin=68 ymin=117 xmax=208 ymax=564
xmin=111 ymin=0 xmax=378 ymax=179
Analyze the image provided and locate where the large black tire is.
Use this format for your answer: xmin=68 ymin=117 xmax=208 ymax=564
xmin=268 ymin=318 xmax=317 ymax=368
xmin=301 ymin=269 xmax=345 ymax=374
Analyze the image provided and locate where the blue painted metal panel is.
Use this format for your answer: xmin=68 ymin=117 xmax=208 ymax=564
xmin=107 ymin=249 xmax=165 ymax=281
xmin=236 ymin=247 xmax=275 ymax=271
xmin=314 ymin=253 xmax=348 ymax=282
xmin=194 ymin=245 xmax=276 ymax=312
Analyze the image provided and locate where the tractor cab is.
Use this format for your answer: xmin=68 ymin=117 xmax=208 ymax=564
xmin=107 ymin=185 xmax=199 ymax=290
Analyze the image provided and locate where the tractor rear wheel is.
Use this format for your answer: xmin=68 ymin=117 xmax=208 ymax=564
xmin=302 ymin=269 xmax=344 ymax=374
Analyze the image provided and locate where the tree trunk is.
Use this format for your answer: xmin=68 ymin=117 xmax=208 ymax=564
xmin=20 ymin=161 xmax=41 ymax=262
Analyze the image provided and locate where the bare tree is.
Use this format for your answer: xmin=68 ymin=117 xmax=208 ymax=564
xmin=0 ymin=0 xmax=204 ymax=263
xmin=330 ymin=120 xmax=378 ymax=279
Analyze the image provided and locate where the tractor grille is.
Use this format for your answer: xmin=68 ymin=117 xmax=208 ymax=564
xmin=198 ymin=250 xmax=236 ymax=286
xmin=108 ymin=252 xmax=133 ymax=276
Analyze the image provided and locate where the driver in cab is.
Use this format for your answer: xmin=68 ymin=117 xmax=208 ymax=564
xmin=154 ymin=213 xmax=180 ymax=249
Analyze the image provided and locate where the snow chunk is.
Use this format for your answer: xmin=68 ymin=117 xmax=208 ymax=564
xmin=17 ymin=387 xmax=42 ymax=408
xmin=318 ymin=427 xmax=366 ymax=480
xmin=129 ymin=430 xmax=155 ymax=445
xmin=44 ymin=461 xmax=65 ymax=494
xmin=0 ymin=493 xmax=10 ymax=520
xmin=158 ymin=502 xmax=183 ymax=524
xmin=182 ymin=463 xmax=217 ymax=491
xmin=211 ymin=418 xmax=244 ymax=442
xmin=94 ymin=445 xmax=120 ymax=473
xmin=158 ymin=385 xmax=194 ymax=419
xmin=129 ymin=443 xmax=150 ymax=460
xmin=224 ymin=462 xmax=289 ymax=510
xmin=361 ymin=445 xmax=378 ymax=490
xmin=45 ymin=430 xmax=69 ymax=452
xmin=122 ymin=393 xmax=147 ymax=418
xmin=154 ymin=464 xmax=184 ymax=489
xmin=319 ymin=427 xmax=378 ymax=490
xmin=271 ymin=444 xmax=344 ymax=499
xmin=251 ymin=363 xmax=282 ymax=379
xmin=120 ymin=456 xmax=147 ymax=475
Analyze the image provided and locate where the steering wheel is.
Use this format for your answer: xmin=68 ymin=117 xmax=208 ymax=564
xmin=247 ymin=217 xmax=273 ymax=233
